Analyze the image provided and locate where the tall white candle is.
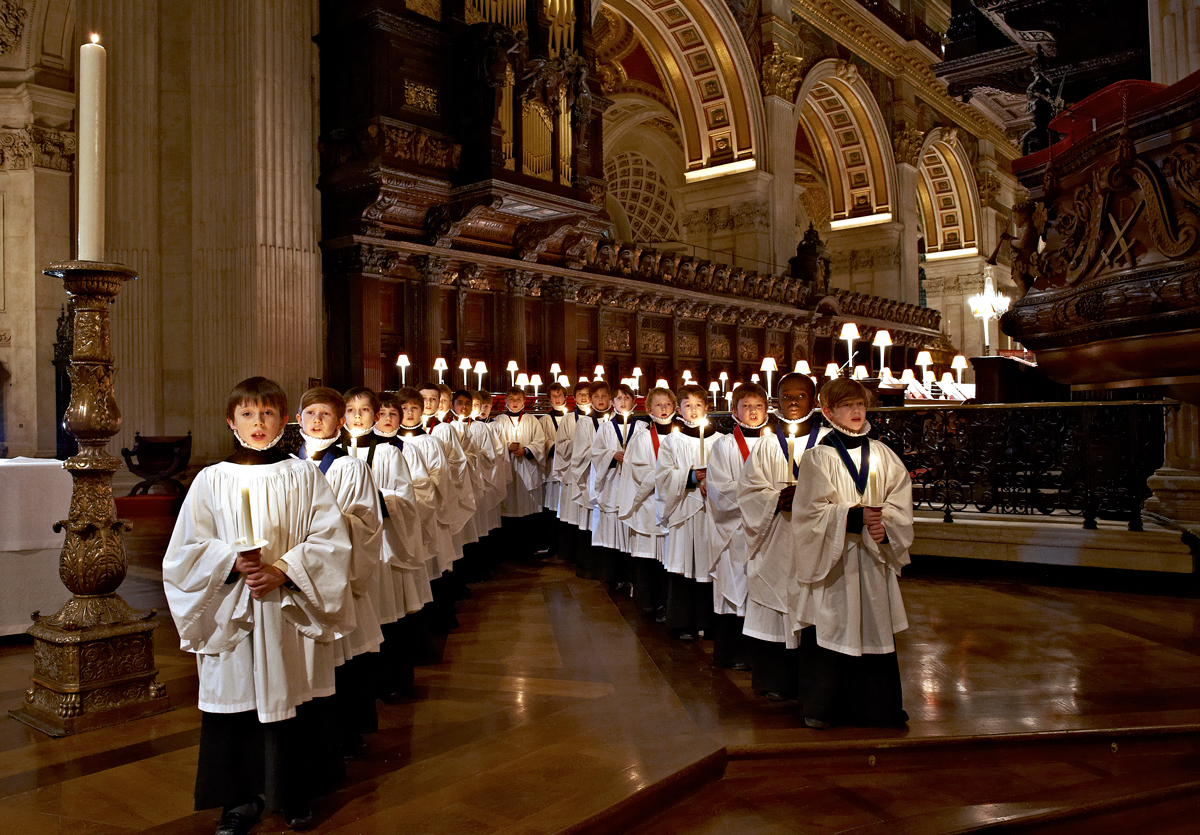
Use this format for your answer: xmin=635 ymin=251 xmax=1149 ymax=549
xmin=240 ymin=487 xmax=255 ymax=543
xmin=698 ymin=418 xmax=707 ymax=466
xmin=788 ymin=424 xmax=797 ymax=484
xmin=78 ymin=35 xmax=106 ymax=261
xmin=867 ymin=456 xmax=880 ymax=506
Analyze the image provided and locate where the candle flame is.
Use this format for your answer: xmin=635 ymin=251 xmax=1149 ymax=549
xmin=790 ymin=424 xmax=797 ymax=437
xmin=91 ymin=34 xmax=100 ymax=44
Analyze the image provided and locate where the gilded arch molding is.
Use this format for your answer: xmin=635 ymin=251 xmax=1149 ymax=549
xmin=794 ymin=59 xmax=896 ymax=223
xmin=916 ymin=127 xmax=980 ymax=254
xmin=601 ymin=0 xmax=763 ymax=173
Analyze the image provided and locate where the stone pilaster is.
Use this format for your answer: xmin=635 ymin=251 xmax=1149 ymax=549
xmin=1145 ymin=403 xmax=1200 ymax=534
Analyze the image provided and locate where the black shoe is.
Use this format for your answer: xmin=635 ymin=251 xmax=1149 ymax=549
xmin=284 ymin=807 xmax=315 ymax=831
xmin=731 ymin=661 xmax=751 ymax=671
xmin=764 ymin=691 xmax=785 ymax=701
xmin=655 ymin=607 xmax=667 ymax=624
xmin=677 ymin=631 xmax=698 ymax=642
xmin=804 ymin=717 xmax=832 ymax=729
xmin=216 ymin=798 xmax=263 ymax=835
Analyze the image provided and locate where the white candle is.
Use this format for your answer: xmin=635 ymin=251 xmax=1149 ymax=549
xmin=240 ymin=487 xmax=255 ymax=543
xmin=698 ymin=418 xmax=707 ymax=466
xmin=867 ymin=456 xmax=879 ymax=506
xmin=78 ymin=35 xmax=106 ymax=261
xmin=788 ymin=424 xmax=797 ymax=484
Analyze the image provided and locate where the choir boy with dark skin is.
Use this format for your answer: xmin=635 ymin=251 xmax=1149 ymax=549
xmin=738 ymin=371 xmax=827 ymax=700
xmin=495 ymin=386 xmax=549 ymax=560
xmin=163 ymin=377 xmax=353 ymax=835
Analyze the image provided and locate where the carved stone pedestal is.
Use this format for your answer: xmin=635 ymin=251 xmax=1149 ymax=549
xmin=1145 ymin=403 xmax=1200 ymax=543
xmin=10 ymin=261 xmax=169 ymax=737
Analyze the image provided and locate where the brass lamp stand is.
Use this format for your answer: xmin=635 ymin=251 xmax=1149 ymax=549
xmin=10 ymin=260 xmax=169 ymax=736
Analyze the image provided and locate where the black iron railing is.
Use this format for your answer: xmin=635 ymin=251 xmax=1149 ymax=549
xmin=853 ymin=0 xmax=945 ymax=56
xmin=867 ymin=401 xmax=1173 ymax=530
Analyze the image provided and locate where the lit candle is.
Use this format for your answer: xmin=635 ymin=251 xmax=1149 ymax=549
xmin=78 ymin=35 xmax=106 ymax=261
xmin=698 ymin=417 xmax=707 ymax=466
xmin=867 ymin=455 xmax=880 ymax=506
xmin=240 ymin=487 xmax=255 ymax=544
xmin=788 ymin=424 xmax=797 ymax=485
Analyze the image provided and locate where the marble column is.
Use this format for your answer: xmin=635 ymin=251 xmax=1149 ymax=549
xmin=762 ymin=93 xmax=797 ymax=273
xmin=501 ymin=269 xmax=534 ymax=377
xmin=414 ymin=255 xmax=449 ymax=388
xmin=543 ymin=276 xmax=578 ymax=383
xmin=1145 ymin=402 xmax=1200 ymax=534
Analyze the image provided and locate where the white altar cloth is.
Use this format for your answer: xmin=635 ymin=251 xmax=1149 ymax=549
xmin=0 ymin=457 xmax=73 ymax=635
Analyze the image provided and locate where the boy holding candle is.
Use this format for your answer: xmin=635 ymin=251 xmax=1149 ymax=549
xmin=294 ymin=387 xmax=386 ymax=757
xmin=569 ymin=379 xmax=614 ymax=579
xmin=618 ymin=386 xmax=675 ymax=617
xmin=163 ymin=377 xmax=353 ymax=834
xmin=790 ymin=377 xmax=913 ymax=728
xmin=496 ymin=386 xmax=549 ymax=560
xmin=704 ymin=381 xmax=769 ymax=669
xmin=340 ymin=387 xmax=430 ymax=698
xmin=586 ymin=382 xmax=638 ymax=586
xmin=737 ymin=372 xmax=826 ymax=700
xmin=537 ymin=382 xmax=570 ymax=556
xmin=551 ymin=381 xmax=591 ymax=562
xmin=654 ymin=384 xmax=723 ymax=641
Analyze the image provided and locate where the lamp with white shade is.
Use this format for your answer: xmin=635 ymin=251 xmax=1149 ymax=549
xmin=853 ymin=365 xmax=868 ymax=380
xmin=793 ymin=359 xmax=811 ymax=375
xmin=474 ymin=360 xmax=487 ymax=390
xmin=594 ymin=364 xmax=605 ymax=380
xmin=951 ymin=354 xmax=969 ymax=385
xmin=839 ymin=322 xmax=860 ymax=368
xmin=433 ymin=357 xmax=448 ymax=384
xmin=655 ymin=378 xmax=669 ymax=389
xmin=550 ymin=362 xmax=561 ymax=378
xmin=459 ymin=357 xmax=472 ymax=387
xmin=530 ymin=373 xmax=543 ymax=398
xmin=396 ymin=353 xmax=411 ymax=386
xmin=631 ymin=366 xmax=642 ymax=393
xmin=825 ymin=362 xmax=840 ymax=379
xmin=900 ymin=368 xmax=916 ymax=383
xmin=916 ymin=350 xmax=933 ymax=382
xmin=558 ymin=374 xmax=570 ymax=387
xmin=760 ymin=356 xmax=778 ymax=401
xmin=718 ymin=370 xmax=728 ymax=392
xmin=709 ymin=381 xmax=720 ymax=408
xmin=872 ymin=329 xmax=891 ymax=372
xmin=750 ymin=373 xmax=760 ymax=384
xmin=516 ymin=373 xmax=529 ymax=394
xmin=507 ymin=360 xmax=519 ymax=388
xmin=682 ymin=370 xmax=693 ymax=384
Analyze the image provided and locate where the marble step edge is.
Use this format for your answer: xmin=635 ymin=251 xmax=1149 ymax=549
xmin=561 ymin=748 xmax=727 ymax=835
xmin=837 ymin=774 xmax=1200 ymax=835
xmin=724 ymin=722 xmax=1200 ymax=760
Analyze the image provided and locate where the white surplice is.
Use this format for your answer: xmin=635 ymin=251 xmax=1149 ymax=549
xmin=297 ymin=450 xmax=385 ymax=663
xmin=705 ymin=428 xmax=761 ymax=616
xmin=392 ymin=429 xmax=455 ymax=580
xmin=588 ymin=416 xmax=635 ymax=551
xmin=617 ymin=420 xmax=669 ymax=561
xmin=654 ymin=425 xmax=724 ymax=579
xmin=568 ymin=410 xmax=612 ymax=531
xmin=551 ymin=411 xmax=586 ymax=525
xmin=789 ymin=436 xmax=913 ymax=655
xmin=737 ymin=420 xmax=828 ymax=645
xmin=538 ymin=410 xmax=568 ymax=512
xmin=494 ymin=411 xmax=548 ymax=517
xmin=163 ymin=458 xmax=353 ymax=723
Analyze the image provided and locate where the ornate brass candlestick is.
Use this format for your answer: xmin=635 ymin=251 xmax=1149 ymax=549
xmin=11 ymin=260 xmax=169 ymax=736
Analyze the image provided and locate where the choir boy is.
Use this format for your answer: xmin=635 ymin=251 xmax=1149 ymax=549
xmin=536 ymin=382 xmax=570 ymax=556
xmin=494 ymin=386 xmax=548 ymax=559
xmin=295 ymin=387 xmax=385 ymax=757
xmin=737 ymin=372 xmax=826 ymax=700
xmin=163 ymin=377 xmax=352 ymax=834
xmin=569 ymin=378 xmax=613 ymax=580
xmin=791 ymin=377 xmax=912 ymax=728
xmin=654 ymin=384 xmax=723 ymax=641
xmin=551 ymin=381 xmax=591 ymax=562
xmin=704 ymin=381 xmax=769 ymax=669
xmin=340 ymin=387 xmax=428 ymax=698
xmin=470 ymin=389 xmax=509 ymax=543
xmin=618 ymin=386 xmax=675 ymax=617
xmin=586 ymin=381 xmax=638 ymax=586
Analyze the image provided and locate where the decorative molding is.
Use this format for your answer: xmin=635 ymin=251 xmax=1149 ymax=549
xmin=0 ymin=328 xmax=11 ymax=347
xmin=977 ymin=169 xmax=1002 ymax=205
xmin=405 ymin=0 xmax=441 ymax=21
xmin=404 ymin=81 xmax=439 ymax=113
xmin=413 ymin=254 xmax=451 ymax=285
xmin=0 ymin=0 xmax=27 ymax=55
xmin=381 ymin=124 xmax=461 ymax=170
xmin=761 ymin=48 xmax=808 ymax=99
xmin=0 ymin=127 xmax=76 ymax=171
xmin=603 ymin=327 xmax=631 ymax=353
xmin=677 ymin=334 xmax=701 ymax=357
xmin=893 ymin=127 xmax=925 ymax=167
xmin=641 ymin=331 xmax=667 ymax=355
xmin=682 ymin=200 xmax=769 ymax=235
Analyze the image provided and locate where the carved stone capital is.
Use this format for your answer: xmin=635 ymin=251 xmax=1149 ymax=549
xmin=893 ymin=126 xmax=925 ymax=167
xmin=760 ymin=48 xmax=807 ymax=99
xmin=541 ymin=275 xmax=580 ymax=303
xmin=413 ymin=254 xmax=451 ymax=285
xmin=504 ymin=269 xmax=536 ymax=296
xmin=0 ymin=126 xmax=76 ymax=171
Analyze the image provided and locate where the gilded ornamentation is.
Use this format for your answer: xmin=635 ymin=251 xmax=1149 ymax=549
xmin=710 ymin=335 xmax=731 ymax=359
xmin=404 ymin=81 xmax=439 ymax=113
xmin=677 ymin=334 xmax=701 ymax=357
xmin=893 ymin=126 xmax=925 ymax=167
xmin=761 ymin=48 xmax=807 ymax=99
xmin=412 ymin=254 xmax=451 ymax=285
xmin=14 ymin=261 xmax=169 ymax=737
xmin=603 ymin=327 xmax=631 ymax=352
xmin=977 ymin=169 xmax=1002 ymax=205
xmin=504 ymin=269 xmax=536 ymax=296
xmin=382 ymin=125 xmax=462 ymax=170
xmin=642 ymin=331 xmax=667 ymax=355
xmin=1162 ymin=143 xmax=1200 ymax=211
xmin=405 ymin=0 xmax=441 ymax=21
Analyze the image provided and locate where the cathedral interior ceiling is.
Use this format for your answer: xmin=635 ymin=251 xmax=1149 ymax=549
xmin=917 ymin=132 xmax=979 ymax=254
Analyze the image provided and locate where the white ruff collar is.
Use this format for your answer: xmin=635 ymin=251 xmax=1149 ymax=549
xmin=829 ymin=419 xmax=872 ymax=438
xmin=735 ymin=417 xmax=769 ymax=430
xmin=678 ymin=416 xmax=708 ymax=429
xmin=775 ymin=407 xmax=820 ymax=426
xmin=347 ymin=425 xmax=373 ymax=438
xmin=232 ymin=426 xmax=284 ymax=450
xmin=373 ymin=426 xmax=399 ymax=438
xmin=651 ymin=415 xmax=675 ymax=426
xmin=299 ymin=428 xmax=339 ymax=459
xmin=615 ymin=410 xmax=635 ymax=420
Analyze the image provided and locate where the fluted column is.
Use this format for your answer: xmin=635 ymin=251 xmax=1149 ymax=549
xmin=543 ymin=276 xmax=579 ymax=382
xmin=501 ymin=269 xmax=535 ymax=377
xmin=414 ymin=255 xmax=450 ymax=387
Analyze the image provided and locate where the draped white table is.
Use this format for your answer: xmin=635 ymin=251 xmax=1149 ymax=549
xmin=0 ymin=457 xmax=73 ymax=635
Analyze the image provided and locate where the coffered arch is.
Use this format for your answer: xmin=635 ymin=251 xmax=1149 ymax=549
xmin=600 ymin=0 xmax=764 ymax=174
xmin=916 ymin=127 xmax=979 ymax=255
xmin=794 ymin=59 xmax=895 ymax=224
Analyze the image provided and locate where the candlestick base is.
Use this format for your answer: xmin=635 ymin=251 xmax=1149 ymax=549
xmin=11 ymin=259 xmax=170 ymax=736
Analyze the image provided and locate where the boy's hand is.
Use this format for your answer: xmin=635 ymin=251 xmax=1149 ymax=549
xmin=512 ymin=444 xmax=526 ymax=458
xmin=863 ymin=506 xmax=886 ymax=544
xmin=234 ymin=550 xmax=262 ymax=574
xmin=508 ymin=441 xmax=520 ymax=453
xmin=246 ymin=564 xmax=288 ymax=598
xmin=777 ymin=485 xmax=796 ymax=513
xmin=614 ymin=450 xmax=625 ymax=463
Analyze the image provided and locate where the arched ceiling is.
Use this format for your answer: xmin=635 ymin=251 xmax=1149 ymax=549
xmin=916 ymin=132 xmax=978 ymax=254
xmin=599 ymin=0 xmax=762 ymax=173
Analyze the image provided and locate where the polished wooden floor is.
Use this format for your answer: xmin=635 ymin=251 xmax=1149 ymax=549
xmin=1 ymin=517 xmax=1198 ymax=833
